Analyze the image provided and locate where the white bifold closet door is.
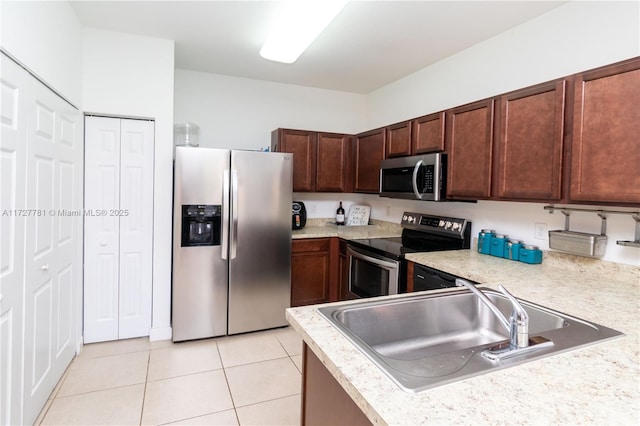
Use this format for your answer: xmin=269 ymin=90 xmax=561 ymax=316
xmin=1 ymin=54 xmax=83 ymax=426
xmin=84 ymin=116 xmax=154 ymax=343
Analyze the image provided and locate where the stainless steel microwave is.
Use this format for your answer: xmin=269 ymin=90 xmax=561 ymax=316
xmin=379 ymin=153 xmax=447 ymax=201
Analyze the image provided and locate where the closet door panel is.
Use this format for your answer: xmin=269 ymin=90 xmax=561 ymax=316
xmin=84 ymin=117 xmax=121 ymax=343
xmin=118 ymin=119 xmax=154 ymax=339
xmin=23 ymin=95 xmax=57 ymax=421
xmin=51 ymin=105 xmax=81 ymax=380
xmin=0 ymin=55 xmax=29 ymax=426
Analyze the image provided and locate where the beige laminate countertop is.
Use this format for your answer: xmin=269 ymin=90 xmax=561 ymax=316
xmin=286 ymin=250 xmax=640 ymax=425
xmin=292 ymin=219 xmax=402 ymax=240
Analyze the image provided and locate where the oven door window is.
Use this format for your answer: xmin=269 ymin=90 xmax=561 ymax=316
xmin=348 ymin=247 xmax=399 ymax=298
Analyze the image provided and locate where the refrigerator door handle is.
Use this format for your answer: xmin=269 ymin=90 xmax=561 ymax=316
xmin=230 ymin=169 xmax=238 ymax=259
xmin=221 ymin=169 xmax=230 ymax=260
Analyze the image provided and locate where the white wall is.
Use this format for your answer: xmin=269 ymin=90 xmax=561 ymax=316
xmin=365 ymin=0 xmax=640 ymax=127
xmin=339 ymin=0 xmax=640 ymax=267
xmin=83 ymin=28 xmax=175 ymax=340
xmin=0 ymin=0 xmax=83 ymax=106
xmin=174 ymin=69 xmax=367 ymax=150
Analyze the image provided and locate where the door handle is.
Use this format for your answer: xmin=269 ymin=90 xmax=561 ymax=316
xmin=230 ymin=169 xmax=238 ymax=260
xmin=412 ymin=160 xmax=424 ymax=200
xmin=221 ymin=169 xmax=230 ymax=260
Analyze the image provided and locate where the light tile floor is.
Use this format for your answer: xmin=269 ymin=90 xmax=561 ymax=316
xmin=36 ymin=327 xmax=303 ymax=425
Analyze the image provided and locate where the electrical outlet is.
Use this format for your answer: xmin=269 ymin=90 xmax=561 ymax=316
xmin=534 ymin=222 xmax=548 ymax=240
xmin=308 ymin=204 xmax=317 ymax=214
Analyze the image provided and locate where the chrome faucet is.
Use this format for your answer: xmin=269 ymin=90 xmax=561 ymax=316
xmin=455 ymin=279 xmax=529 ymax=349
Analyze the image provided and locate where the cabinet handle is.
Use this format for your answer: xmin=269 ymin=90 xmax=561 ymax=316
xmin=40 ymin=264 xmax=49 ymax=271
xmin=100 ymin=242 xmax=107 ymax=247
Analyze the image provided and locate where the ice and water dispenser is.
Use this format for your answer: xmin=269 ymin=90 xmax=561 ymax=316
xmin=181 ymin=204 xmax=222 ymax=247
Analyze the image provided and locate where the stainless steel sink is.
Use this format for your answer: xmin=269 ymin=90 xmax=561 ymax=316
xmin=317 ymin=288 xmax=623 ymax=393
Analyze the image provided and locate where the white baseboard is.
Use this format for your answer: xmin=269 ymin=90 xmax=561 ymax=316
xmin=149 ymin=326 xmax=172 ymax=341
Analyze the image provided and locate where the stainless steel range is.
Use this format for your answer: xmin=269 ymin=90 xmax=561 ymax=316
xmin=346 ymin=212 xmax=472 ymax=299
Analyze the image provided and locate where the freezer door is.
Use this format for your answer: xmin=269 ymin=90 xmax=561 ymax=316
xmin=228 ymin=150 xmax=293 ymax=334
xmin=172 ymin=147 xmax=230 ymax=341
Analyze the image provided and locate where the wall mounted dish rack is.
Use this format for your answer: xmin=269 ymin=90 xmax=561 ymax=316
xmin=544 ymin=206 xmax=640 ymax=256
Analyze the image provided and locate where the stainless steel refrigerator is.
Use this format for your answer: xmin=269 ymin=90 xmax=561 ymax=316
xmin=172 ymin=147 xmax=292 ymax=341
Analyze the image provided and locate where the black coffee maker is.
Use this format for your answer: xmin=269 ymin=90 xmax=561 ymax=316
xmin=292 ymin=201 xmax=307 ymax=230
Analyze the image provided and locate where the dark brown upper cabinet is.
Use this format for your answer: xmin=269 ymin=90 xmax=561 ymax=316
xmin=272 ymin=128 xmax=352 ymax=193
xmin=354 ymin=128 xmax=386 ymax=193
xmin=316 ymin=132 xmax=353 ymax=192
xmin=493 ymin=80 xmax=566 ymax=202
xmin=271 ymin=128 xmax=316 ymax=192
xmin=411 ymin=112 xmax=446 ymax=154
xmin=567 ymin=57 xmax=640 ymax=205
xmin=445 ymin=99 xmax=495 ymax=200
xmin=385 ymin=121 xmax=412 ymax=158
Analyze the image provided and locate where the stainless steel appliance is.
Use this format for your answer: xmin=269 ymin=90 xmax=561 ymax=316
xmin=292 ymin=201 xmax=307 ymax=230
xmin=413 ymin=263 xmax=477 ymax=291
xmin=172 ymin=147 xmax=293 ymax=341
xmin=380 ymin=153 xmax=446 ymax=201
xmin=347 ymin=212 xmax=471 ymax=299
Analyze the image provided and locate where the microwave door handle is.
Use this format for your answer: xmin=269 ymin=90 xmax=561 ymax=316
xmin=221 ymin=169 xmax=230 ymax=260
xmin=412 ymin=160 xmax=424 ymax=200
xmin=348 ymin=246 xmax=398 ymax=270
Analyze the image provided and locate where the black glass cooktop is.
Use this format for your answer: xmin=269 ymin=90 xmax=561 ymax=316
xmin=348 ymin=229 xmax=468 ymax=260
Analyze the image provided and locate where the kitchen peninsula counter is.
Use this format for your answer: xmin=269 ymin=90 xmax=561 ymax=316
xmin=286 ymin=250 xmax=640 ymax=425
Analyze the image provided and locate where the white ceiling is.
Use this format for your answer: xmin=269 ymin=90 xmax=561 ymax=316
xmin=70 ymin=0 xmax=568 ymax=94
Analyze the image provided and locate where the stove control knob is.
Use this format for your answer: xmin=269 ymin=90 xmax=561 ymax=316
xmin=403 ymin=214 xmax=408 ymax=221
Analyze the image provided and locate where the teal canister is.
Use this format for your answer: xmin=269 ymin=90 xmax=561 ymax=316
xmin=504 ymin=239 xmax=523 ymax=261
xmin=519 ymin=244 xmax=543 ymax=264
xmin=490 ymin=234 xmax=508 ymax=257
xmin=478 ymin=229 xmax=496 ymax=254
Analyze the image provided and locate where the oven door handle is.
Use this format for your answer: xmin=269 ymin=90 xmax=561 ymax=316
xmin=347 ymin=246 xmax=399 ymax=270
xmin=412 ymin=160 xmax=424 ymax=200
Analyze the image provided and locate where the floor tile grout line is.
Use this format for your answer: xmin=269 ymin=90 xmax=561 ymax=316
xmin=216 ymin=342 xmax=242 ymax=425
xmin=52 ymin=381 xmax=147 ymax=400
xmin=222 ymin=354 xmax=293 ymax=371
xmin=138 ymin=350 xmax=151 ymax=426
xmin=232 ymin=392 xmax=302 ymax=411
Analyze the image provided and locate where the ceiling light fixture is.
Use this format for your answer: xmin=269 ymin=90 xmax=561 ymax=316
xmin=260 ymin=0 xmax=348 ymax=64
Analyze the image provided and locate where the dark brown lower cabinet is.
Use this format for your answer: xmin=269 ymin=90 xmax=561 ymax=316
xmin=301 ymin=344 xmax=372 ymax=426
xmin=291 ymin=238 xmax=339 ymax=307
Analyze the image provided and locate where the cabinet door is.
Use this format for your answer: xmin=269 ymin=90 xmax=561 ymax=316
xmin=412 ymin=112 xmax=445 ymax=154
xmin=493 ymin=81 xmax=565 ymax=201
xmin=354 ymin=128 xmax=386 ymax=193
xmin=316 ymin=133 xmax=352 ymax=192
xmin=291 ymin=239 xmax=331 ymax=306
xmin=445 ymin=99 xmax=494 ymax=199
xmin=569 ymin=58 xmax=640 ymax=204
xmin=302 ymin=344 xmax=372 ymax=426
xmin=386 ymin=121 xmax=412 ymax=158
xmin=272 ymin=129 xmax=316 ymax=192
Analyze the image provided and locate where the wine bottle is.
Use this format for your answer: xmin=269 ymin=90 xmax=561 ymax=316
xmin=336 ymin=202 xmax=345 ymax=226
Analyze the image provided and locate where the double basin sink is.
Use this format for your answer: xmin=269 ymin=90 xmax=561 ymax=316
xmin=318 ymin=288 xmax=622 ymax=393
